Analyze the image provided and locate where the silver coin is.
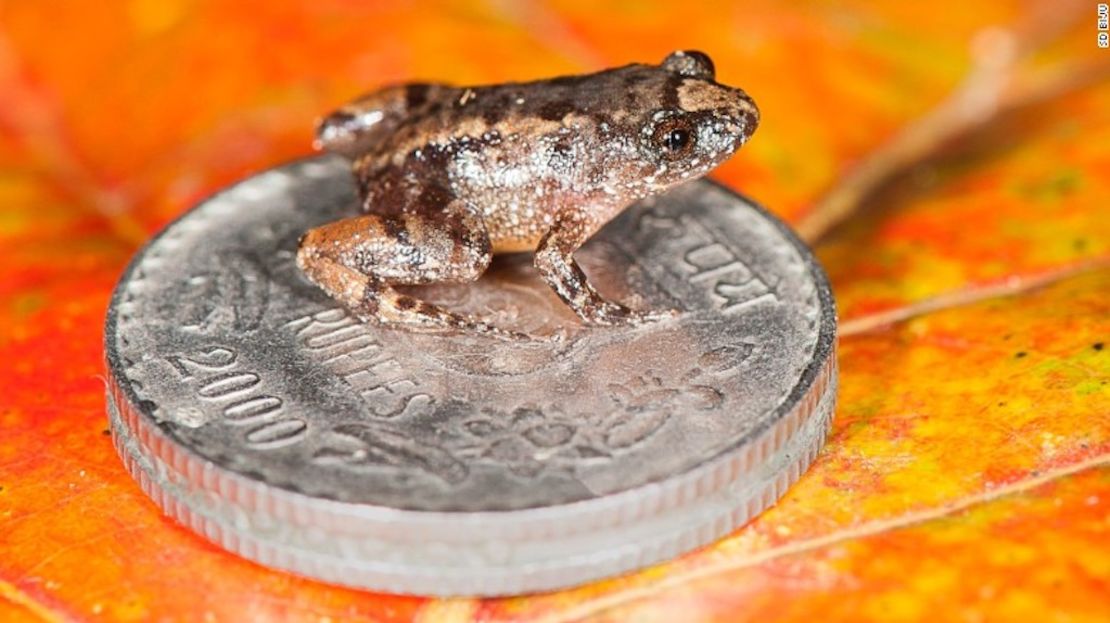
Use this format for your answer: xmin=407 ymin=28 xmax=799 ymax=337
xmin=104 ymin=155 xmax=837 ymax=596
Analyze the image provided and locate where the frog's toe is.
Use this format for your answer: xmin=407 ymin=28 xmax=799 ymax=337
xmin=442 ymin=317 xmax=531 ymax=342
xmin=633 ymin=307 xmax=681 ymax=324
xmin=620 ymin=307 xmax=680 ymax=326
xmin=578 ymin=301 xmax=632 ymax=326
xmin=487 ymin=325 xmax=535 ymax=343
xmin=578 ymin=301 xmax=677 ymax=327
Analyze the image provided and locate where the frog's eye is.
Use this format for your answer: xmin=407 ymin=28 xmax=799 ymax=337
xmin=652 ymin=117 xmax=696 ymax=159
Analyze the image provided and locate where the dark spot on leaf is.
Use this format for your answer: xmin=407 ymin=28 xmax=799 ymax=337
xmin=1093 ymin=342 xmax=1104 ymax=351
xmin=1015 ymin=351 xmax=1027 ymax=359
xmin=102 ymin=428 xmax=111 ymax=436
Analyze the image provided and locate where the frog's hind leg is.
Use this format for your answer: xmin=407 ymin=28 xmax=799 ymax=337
xmin=315 ymin=83 xmax=451 ymax=158
xmin=296 ymin=206 xmax=524 ymax=339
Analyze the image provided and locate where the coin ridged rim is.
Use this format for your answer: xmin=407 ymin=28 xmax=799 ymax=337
xmin=107 ymin=363 xmax=834 ymax=595
xmin=103 ymin=161 xmax=837 ymax=595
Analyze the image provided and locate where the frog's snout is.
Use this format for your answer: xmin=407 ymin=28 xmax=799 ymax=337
xmin=728 ymin=91 xmax=760 ymax=144
xmin=682 ymin=80 xmax=759 ymax=148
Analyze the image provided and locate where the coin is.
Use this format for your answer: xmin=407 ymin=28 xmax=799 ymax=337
xmin=105 ymin=155 xmax=837 ymax=596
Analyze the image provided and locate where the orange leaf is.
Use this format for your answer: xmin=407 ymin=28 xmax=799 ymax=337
xmin=1 ymin=1 xmax=1106 ymax=621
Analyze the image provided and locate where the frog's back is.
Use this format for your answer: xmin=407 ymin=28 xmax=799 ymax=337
xmin=318 ymin=52 xmax=756 ymax=246
xmin=314 ymin=83 xmax=460 ymax=158
xmin=463 ymin=63 xmax=671 ymax=125
xmin=331 ymin=63 xmax=670 ymax=159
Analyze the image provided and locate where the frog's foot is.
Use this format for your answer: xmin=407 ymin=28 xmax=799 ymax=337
xmin=375 ymin=285 xmax=532 ymax=341
xmin=577 ymin=300 xmax=679 ymax=327
xmin=534 ymin=210 xmax=679 ymax=329
xmin=296 ymin=209 xmax=530 ymax=341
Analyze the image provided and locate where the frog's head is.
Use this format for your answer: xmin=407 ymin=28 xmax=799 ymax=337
xmin=631 ymin=50 xmax=759 ymax=189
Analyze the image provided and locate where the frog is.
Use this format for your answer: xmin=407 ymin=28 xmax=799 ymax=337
xmin=296 ymin=50 xmax=759 ymax=339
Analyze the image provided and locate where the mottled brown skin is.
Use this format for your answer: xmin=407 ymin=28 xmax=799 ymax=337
xmin=297 ymin=50 xmax=759 ymax=338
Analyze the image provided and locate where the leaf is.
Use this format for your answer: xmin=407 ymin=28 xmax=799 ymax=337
xmin=0 ymin=2 xmax=1106 ymax=622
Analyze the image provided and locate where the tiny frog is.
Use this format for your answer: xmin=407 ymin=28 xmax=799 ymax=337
xmin=297 ymin=50 xmax=759 ymax=339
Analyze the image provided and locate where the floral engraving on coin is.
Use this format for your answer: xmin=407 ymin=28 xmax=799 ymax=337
xmin=306 ymin=366 xmax=728 ymax=484
xmin=454 ymin=370 xmax=724 ymax=478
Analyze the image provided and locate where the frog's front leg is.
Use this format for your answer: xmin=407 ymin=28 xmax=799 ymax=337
xmin=296 ymin=202 xmax=526 ymax=340
xmin=534 ymin=210 xmax=676 ymax=326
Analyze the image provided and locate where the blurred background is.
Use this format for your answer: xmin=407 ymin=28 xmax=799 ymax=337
xmin=1 ymin=1 xmax=1107 ymax=622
